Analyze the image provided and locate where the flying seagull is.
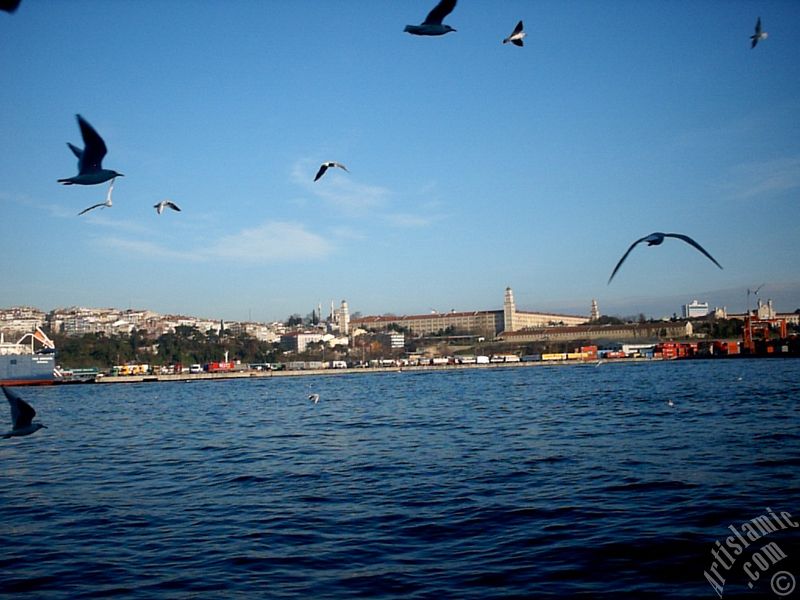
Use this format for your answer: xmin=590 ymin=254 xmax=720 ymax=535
xmin=154 ymin=200 xmax=181 ymax=214
xmin=608 ymin=232 xmax=723 ymax=284
xmin=0 ymin=0 xmax=21 ymax=13
xmin=314 ymin=161 xmax=349 ymax=182
xmin=308 ymin=393 xmax=320 ymax=404
xmin=2 ymin=386 xmax=46 ymax=438
xmin=78 ymin=178 xmax=115 ymax=216
xmin=58 ymin=114 xmax=123 ymax=185
xmin=503 ymin=21 xmax=526 ymax=46
xmin=751 ymin=17 xmax=768 ymax=48
xmin=405 ymin=0 xmax=457 ymax=36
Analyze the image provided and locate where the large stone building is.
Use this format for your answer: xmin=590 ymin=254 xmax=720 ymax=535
xmin=280 ymin=331 xmax=325 ymax=353
xmin=497 ymin=321 xmax=694 ymax=344
xmin=683 ymin=300 xmax=709 ymax=319
xmin=720 ymin=299 xmax=800 ymax=326
xmin=501 ymin=287 xmax=587 ymax=331
xmin=351 ymin=287 xmax=588 ymax=338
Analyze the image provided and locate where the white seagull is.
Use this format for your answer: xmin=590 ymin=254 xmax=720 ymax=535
xmin=78 ymin=178 xmax=115 ymax=216
xmin=2 ymin=386 xmax=46 ymax=438
xmin=308 ymin=393 xmax=320 ymax=404
xmin=59 ymin=114 xmax=123 ymax=186
xmin=608 ymin=232 xmax=723 ymax=284
xmin=405 ymin=0 xmax=457 ymax=36
xmin=667 ymin=399 xmax=675 ymax=408
xmin=503 ymin=21 xmax=526 ymax=46
xmin=314 ymin=161 xmax=349 ymax=182
xmin=751 ymin=17 xmax=768 ymax=49
xmin=154 ymin=200 xmax=181 ymax=214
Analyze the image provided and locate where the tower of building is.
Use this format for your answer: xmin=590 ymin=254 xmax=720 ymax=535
xmin=503 ymin=287 xmax=516 ymax=333
xmin=590 ymin=299 xmax=600 ymax=322
xmin=339 ymin=300 xmax=350 ymax=335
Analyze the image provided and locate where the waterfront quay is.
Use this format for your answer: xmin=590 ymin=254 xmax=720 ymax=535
xmin=92 ymin=357 xmax=656 ymax=384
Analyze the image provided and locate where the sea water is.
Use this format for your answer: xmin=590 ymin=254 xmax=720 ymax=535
xmin=2 ymin=359 xmax=799 ymax=599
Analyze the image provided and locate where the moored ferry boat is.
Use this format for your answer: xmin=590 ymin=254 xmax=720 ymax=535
xmin=0 ymin=328 xmax=56 ymax=386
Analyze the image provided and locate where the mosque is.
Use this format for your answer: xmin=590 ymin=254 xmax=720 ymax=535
xmin=350 ymin=288 xmax=590 ymax=338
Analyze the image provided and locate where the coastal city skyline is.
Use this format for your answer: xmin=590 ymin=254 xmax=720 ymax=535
xmin=1 ymin=275 xmax=799 ymax=325
xmin=2 ymin=286 xmax=797 ymax=340
xmin=2 ymin=2 xmax=799 ymax=323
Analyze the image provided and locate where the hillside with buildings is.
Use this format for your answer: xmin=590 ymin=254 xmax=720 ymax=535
xmin=2 ymin=288 xmax=798 ymax=370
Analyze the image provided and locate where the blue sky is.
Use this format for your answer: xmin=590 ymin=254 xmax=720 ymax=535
xmin=1 ymin=1 xmax=799 ymax=322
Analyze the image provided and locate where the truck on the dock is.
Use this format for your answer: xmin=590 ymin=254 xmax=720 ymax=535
xmin=205 ymin=361 xmax=235 ymax=373
xmin=491 ymin=354 xmax=520 ymax=363
xmin=112 ymin=364 xmax=150 ymax=376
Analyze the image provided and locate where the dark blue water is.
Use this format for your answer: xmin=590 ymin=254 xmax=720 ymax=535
xmin=2 ymin=359 xmax=799 ymax=599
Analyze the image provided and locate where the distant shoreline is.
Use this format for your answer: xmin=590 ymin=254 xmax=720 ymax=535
xmin=87 ymin=357 xmax=646 ymax=384
xmin=63 ymin=354 xmax=795 ymax=385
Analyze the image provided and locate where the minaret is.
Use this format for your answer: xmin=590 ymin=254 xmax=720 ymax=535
xmin=340 ymin=300 xmax=350 ymax=335
xmin=503 ymin=287 xmax=516 ymax=333
xmin=590 ymin=299 xmax=600 ymax=322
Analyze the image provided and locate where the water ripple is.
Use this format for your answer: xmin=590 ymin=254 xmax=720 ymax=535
xmin=1 ymin=359 xmax=799 ymax=598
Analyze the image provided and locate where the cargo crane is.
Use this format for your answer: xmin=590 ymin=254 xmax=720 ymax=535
xmin=743 ymin=315 xmax=787 ymax=354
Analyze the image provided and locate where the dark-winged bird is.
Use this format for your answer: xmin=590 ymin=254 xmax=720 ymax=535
xmin=503 ymin=21 xmax=526 ymax=46
xmin=405 ymin=0 xmax=457 ymax=36
xmin=608 ymin=232 xmax=723 ymax=284
xmin=154 ymin=200 xmax=181 ymax=214
xmin=58 ymin=114 xmax=124 ymax=185
xmin=751 ymin=17 xmax=768 ymax=48
xmin=78 ymin=178 xmax=115 ymax=216
xmin=314 ymin=161 xmax=349 ymax=182
xmin=2 ymin=387 xmax=46 ymax=438
xmin=0 ymin=0 xmax=21 ymax=13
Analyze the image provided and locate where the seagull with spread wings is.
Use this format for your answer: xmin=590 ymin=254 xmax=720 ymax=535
xmin=58 ymin=114 xmax=123 ymax=186
xmin=405 ymin=0 xmax=458 ymax=36
xmin=608 ymin=232 xmax=723 ymax=284
xmin=2 ymin=386 xmax=46 ymax=439
xmin=154 ymin=200 xmax=181 ymax=215
xmin=78 ymin=178 xmax=115 ymax=216
xmin=751 ymin=17 xmax=768 ymax=48
xmin=503 ymin=21 xmax=526 ymax=46
xmin=314 ymin=162 xmax=349 ymax=182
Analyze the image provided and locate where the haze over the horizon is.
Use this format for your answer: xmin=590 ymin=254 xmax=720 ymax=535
xmin=2 ymin=1 xmax=798 ymax=323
